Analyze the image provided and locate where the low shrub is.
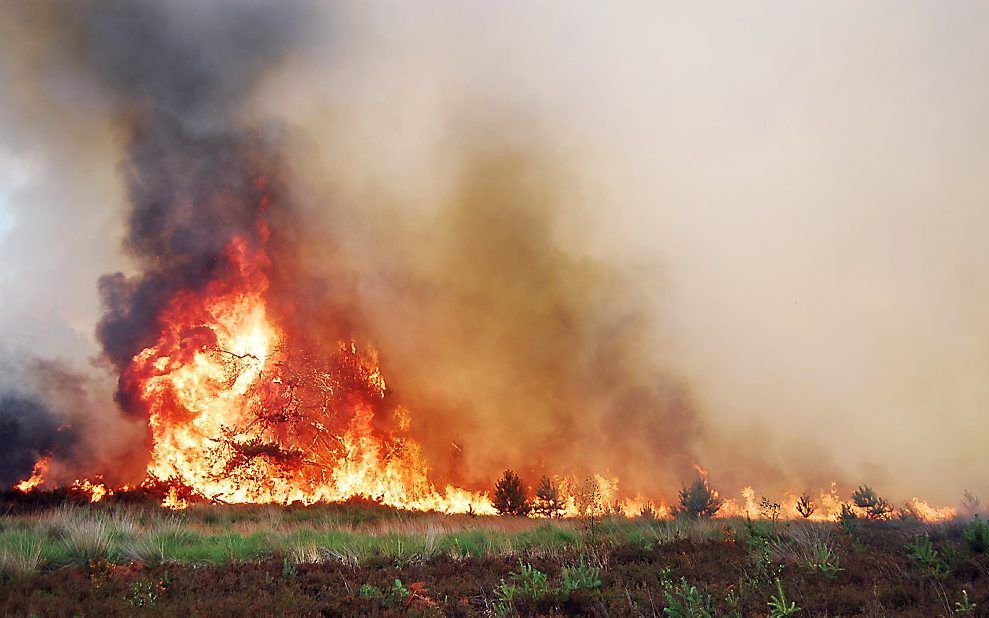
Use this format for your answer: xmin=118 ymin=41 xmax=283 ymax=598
xmin=561 ymin=557 xmax=601 ymax=593
xmin=837 ymin=503 xmax=859 ymax=534
xmin=493 ymin=561 xmax=552 ymax=615
xmin=907 ymin=534 xmax=948 ymax=578
xmin=660 ymin=567 xmax=713 ymax=617
xmin=963 ymin=516 xmax=989 ymax=554
xmin=805 ymin=539 xmax=842 ymax=577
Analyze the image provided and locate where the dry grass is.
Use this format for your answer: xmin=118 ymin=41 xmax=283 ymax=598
xmin=290 ymin=543 xmax=328 ymax=564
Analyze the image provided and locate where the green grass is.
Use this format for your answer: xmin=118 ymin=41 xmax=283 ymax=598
xmin=0 ymin=502 xmax=962 ymax=576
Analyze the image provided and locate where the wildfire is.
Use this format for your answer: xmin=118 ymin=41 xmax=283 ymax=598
xmin=114 ymin=233 xmax=494 ymax=513
xmin=4 ymin=208 xmax=960 ymax=525
xmin=71 ymin=478 xmax=109 ymax=503
xmin=14 ymin=457 xmax=50 ymax=492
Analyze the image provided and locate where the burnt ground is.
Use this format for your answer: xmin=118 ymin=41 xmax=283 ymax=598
xmin=1 ymin=530 xmax=987 ymax=617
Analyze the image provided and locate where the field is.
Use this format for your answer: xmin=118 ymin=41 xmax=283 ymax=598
xmin=0 ymin=495 xmax=987 ymax=616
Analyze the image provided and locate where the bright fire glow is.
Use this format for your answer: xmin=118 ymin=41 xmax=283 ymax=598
xmin=14 ymin=457 xmax=50 ymax=492
xmin=7 ymin=217 xmax=960 ymax=525
xmin=121 ymin=236 xmax=494 ymax=513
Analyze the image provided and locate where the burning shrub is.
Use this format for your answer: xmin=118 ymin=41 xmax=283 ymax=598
xmin=962 ymin=490 xmax=982 ymax=516
xmin=493 ymin=470 xmax=530 ymax=517
xmin=532 ymin=476 xmax=564 ymax=518
xmin=851 ymin=485 xmax=894 ymax=520
xmin=676 ymin=474 xmax=722 ymax=519
xmin=795 ymin=492 xmax=815 ymax=519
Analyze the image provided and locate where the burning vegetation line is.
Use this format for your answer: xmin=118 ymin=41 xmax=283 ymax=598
xmin=4 ymin=182 xmax=963 ymax=520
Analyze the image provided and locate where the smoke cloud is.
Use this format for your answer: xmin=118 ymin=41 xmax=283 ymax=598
xmin=0 ymin=1 xmax=986 ymax=504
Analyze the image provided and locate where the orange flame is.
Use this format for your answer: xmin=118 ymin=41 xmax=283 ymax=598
xmin=120 ymin=235 xmax=493 ymax=513
xmin=15 ymin=456 xmax=50 ymax=492
xmin=71 ymin=478 xmax=109 ymax=503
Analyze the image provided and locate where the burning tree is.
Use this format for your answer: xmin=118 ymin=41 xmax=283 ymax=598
xmin=962 ymin=490 xmax=982 ymax=516
xmin=532 ymin=476 xmax=564 ymax=518
xmin=677 ymin=473 xmax=723 ymax=519
xmin=796 ymin=492 xmax=815 ymax=519
xmin=493 ymin=470 xmax=530 ymax=516
xmin=851 ymin=485 xmax=894 ymax=520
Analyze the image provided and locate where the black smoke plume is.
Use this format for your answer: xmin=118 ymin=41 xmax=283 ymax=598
xmin=68 ymin=1 xmax=305 ymax=416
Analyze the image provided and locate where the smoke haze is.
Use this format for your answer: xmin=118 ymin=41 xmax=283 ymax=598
xmin=0 ymin=1 xmax=986 ymax=504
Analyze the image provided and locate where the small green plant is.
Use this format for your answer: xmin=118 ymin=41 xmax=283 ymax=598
xmin=512 ymin=561 xmax=551 ymax=599
xmin=388 ymin=579 xmax=410 ymax=605
xmin=725 ymin=587 xmax=741 ymax=618
xmin=747 ymin=541 xmax=784 ymax=588
xmin=742 ymin=515 xmax=774 ymax=552
xmin=677 ymin=474 xmax=723 ymax=519
xmin=124 ymin=579 xmax=159 ymax=608
xmin=851 ymin=485 xmax=894 ymax=520
xmin=806 ymin=539 xmax=842 ymax=577
xmin=963 ymin=516 xmax=989 ymax=553
xmin=281 ymin=558 xmax=297 ymax=578
xmin=561 ymin=557 xmax=601 ymax=593
xmin=660 ymin=567 xmax=713 ymax=617
xmin=907 ymin=535 xmax=948 ymax=577
xmin=492 ymin=580 xmax=519 ymax=616
xmin=767 ymin=578 xmax=800 ymax=616
xmin=493 ymin=470 xmax=531 ymax=516
xmin=357 ymin=580 xmax=410 ymax=606
xmin=493 ymin=560 xmax=552 ymax=613
xmin=955 ymin=589 xmax=977 ymax=614
xmin=358 ymin=583 xmax=382 ymax=602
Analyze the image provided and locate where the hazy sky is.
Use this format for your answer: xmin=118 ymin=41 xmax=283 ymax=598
xmin=1 ymin=1 xmax=987 ymax=503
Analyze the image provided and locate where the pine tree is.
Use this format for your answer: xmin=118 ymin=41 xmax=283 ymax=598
xmin=533 ymin=475 xmax=563 ymax=518
xmin=493 ymin=469 xmax=531 ymax=516
xmin=851 ymin=485 xmax=893 ymax=519
xmin=677 ymin=474 xmax=722 ymax=519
